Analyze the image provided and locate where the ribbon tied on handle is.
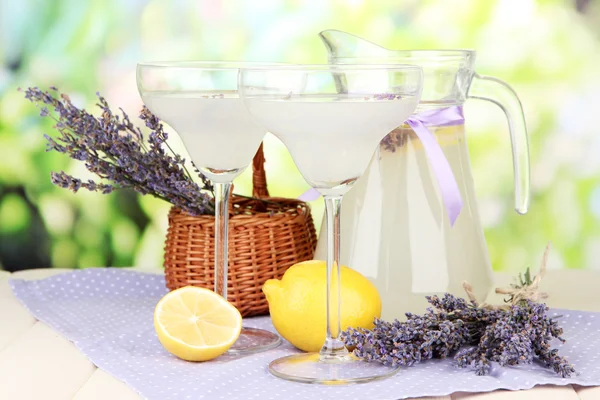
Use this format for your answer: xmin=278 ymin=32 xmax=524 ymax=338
xmin=299 ymin=106 xmax=465 ymax=227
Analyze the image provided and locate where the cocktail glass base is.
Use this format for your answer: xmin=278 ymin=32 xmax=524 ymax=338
xmin=227 ymin=327 xmax=281 ymax=355
xmin=268 ymin=353 xmax=400 ymax=385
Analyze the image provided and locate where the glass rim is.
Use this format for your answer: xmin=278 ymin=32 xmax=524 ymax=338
xmin=239 ymin=63 xmax=423 ymax=73
xmin=137 ymin=61 xmax=423 ymax=73
xmin=136 ymin=61 xmax=291 ymax=70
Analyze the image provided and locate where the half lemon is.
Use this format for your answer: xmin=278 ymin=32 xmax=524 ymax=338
xmin=154 ymin=286 xmax=242 ymax=361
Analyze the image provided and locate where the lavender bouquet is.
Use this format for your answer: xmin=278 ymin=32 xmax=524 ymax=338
xmin=342 ymin=244 xmax=577 ymax=377
xmin=22 ymin=87 xmax=215 ymax=216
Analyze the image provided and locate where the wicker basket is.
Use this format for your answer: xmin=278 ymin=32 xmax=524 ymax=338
xmin=163 ymin=144 xmax=317 ymax=317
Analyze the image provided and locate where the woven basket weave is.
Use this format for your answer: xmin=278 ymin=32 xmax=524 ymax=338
xmin=163 ymin=144 xmax=317 ymax=317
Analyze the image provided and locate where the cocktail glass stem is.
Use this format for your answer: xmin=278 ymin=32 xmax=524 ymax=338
xmin=320 ymin=194 xmax=349 ymax=361
xmin=213 ymin=180 xmax=281 ymax=354
xmin=213 ymin=181 xmax=232 ymax=299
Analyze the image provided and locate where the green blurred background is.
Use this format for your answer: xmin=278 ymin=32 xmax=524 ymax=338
xmin=1 ymin=0 xmax=599 ymax=273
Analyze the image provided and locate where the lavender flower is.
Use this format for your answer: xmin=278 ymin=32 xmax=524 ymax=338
xmin=21 ymin=87 xmax=214 ymax=216
xmin=455 ymin=301 xmax=575 ymax=377
xmin=373 ymin=93 xmax=403 ymax=100
xmin=341 ymin=294 xmax=575 ymax=377
xmin=380 ymin=127 xmax=410 ymax=152
xmin=51 ymin=171 xmax=114 ymax=194
xmin=342 ymin=294 xmax=471 ymax=368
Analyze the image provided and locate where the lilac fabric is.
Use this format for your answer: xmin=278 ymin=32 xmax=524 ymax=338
xmin=9 ymin=269 xmax=600 ymax=400
xmin=299 ymin=106 xmax=464 ymax=225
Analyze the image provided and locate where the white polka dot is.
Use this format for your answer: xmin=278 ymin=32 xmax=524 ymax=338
xmin=9 ymin=269 xmax=600 ymax=399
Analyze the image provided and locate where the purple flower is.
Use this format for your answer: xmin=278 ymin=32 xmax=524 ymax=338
xmin=342 ymin=294 xmax=575 ymax=377
xmin=23 ymin=87 xmax=215 ymax=216
xmin=373 ymin=93 xmax=402 ymax=100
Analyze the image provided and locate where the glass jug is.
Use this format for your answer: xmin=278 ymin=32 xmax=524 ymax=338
xmin=313 ymin=30 xmax=530 ymax=320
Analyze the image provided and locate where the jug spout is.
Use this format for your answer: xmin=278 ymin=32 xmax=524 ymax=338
xmin=319 ymin=29 xmax=391 ymax=60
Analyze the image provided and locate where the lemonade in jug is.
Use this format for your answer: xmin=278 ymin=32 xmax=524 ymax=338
xmin=313 ymin=30 xmax=530 ymax=320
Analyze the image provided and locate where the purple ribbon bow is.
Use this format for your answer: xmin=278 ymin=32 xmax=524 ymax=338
xmin=299 ymin=106 xmax=465 ymax=226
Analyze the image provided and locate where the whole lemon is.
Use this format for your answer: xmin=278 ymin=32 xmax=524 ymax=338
xmin=262 ymin=260 xmax=381 ymax=352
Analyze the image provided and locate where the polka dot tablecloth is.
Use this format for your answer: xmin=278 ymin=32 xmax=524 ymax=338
xmin=9 ymin=269 xmax=600 ymax=400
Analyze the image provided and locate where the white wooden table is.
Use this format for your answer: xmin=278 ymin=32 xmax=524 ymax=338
xmin=1 ymin=267 xmax=599 ymax=400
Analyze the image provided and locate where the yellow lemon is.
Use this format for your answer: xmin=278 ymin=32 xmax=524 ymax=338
xmin=262 ymin=260 xmax=381 ymax=352
xmin=154 ymin=286 xmax=242 ymax=361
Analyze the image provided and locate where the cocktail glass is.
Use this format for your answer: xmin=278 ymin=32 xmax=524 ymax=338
xmin=239 ymin=64 xmax=423 ymax=383
xmin=137 ymin=61 xmax=281 ymax=354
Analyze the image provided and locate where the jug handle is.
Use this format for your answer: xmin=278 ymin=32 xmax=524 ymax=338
xmin=467 ymin=73 xmax=530 ymax=214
